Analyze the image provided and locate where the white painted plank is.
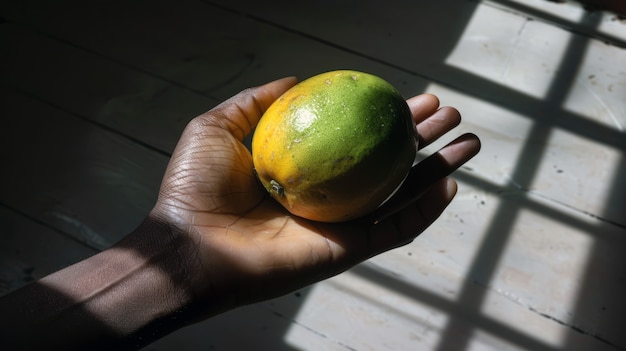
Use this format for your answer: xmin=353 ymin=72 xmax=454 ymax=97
xmin=485 ymin=0 xmax=626 ymax=42
xmin=147 ymin=298 xmax=310 ymax=351
xmin=0 ymin=0 xmax=430 ymax=102
xmin=275 ymin=259 xmax=619 ymax=351
xmin=0 ymin=207 xmax=96 ymax=296
xmin=0 ymin=24 xmax=216 ymax=154
xmin=0 ymin=87 xmax=167 ymax=248
xmin=420 ymin=83 xmax=626 ymax=349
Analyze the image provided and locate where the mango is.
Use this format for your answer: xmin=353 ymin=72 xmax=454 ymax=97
xmin=252 ymin=70 xmax=417 ymax=222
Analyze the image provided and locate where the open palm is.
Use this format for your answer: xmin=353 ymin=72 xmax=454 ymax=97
xmin=152 ymin=77 xmax=480 ymax=312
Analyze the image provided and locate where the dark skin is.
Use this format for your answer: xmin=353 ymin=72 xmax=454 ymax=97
xmin=0 ymin=77 xmax=480 ymax=350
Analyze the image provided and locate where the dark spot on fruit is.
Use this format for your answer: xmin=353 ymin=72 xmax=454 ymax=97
xmin=310 ymin=190 xmax=328 ymax=201
xmin=334 ymin=156 xmax=354 ymax=165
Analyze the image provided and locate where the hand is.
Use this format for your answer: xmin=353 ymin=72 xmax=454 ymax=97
xmin=149 ymin=76 xmax=481 ymax=315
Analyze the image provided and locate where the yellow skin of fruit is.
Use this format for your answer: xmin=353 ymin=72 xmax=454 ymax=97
xmin=252 ymin=70 xmax=417 ymax=222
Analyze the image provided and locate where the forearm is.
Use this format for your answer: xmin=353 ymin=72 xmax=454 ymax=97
xmin=0 ymin=217 xmax=204 ymax=350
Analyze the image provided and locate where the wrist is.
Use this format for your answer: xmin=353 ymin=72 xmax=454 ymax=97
xmin=0 ymin=216 xmax=207 ymax=350
xmin=64 ymin=215 xmax=208 ymax=349
xmin=109 ymin=215 xmax=211 ymax=339
xmin=126 ymin=214 xmax=239 ymax=321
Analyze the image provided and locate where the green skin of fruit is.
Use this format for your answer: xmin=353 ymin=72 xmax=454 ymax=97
xmin=253 ymin=70 xmax=417 ymax=222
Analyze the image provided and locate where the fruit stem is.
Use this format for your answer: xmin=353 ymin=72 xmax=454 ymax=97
xmin=269 ymin=180 xmax=285 ymax=197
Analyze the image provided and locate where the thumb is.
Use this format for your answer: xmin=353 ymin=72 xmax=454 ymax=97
xmin=202 ymin=77 xmax=298 ymax=141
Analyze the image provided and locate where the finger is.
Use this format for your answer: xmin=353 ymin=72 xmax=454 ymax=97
xmin=411 ymin=177 xmax=458 ymax=232
xmin=200 ymin=76 xmax=298 ymax=140
xmin=407 ymin=94 xmax=440 ymax=124
xmin=366 ymin=177 xmax=457 ymax=255
xmin=370 ymin=133 xmax=480 ymax=224
xmin=409 ymin=132 xmax=480 ymax=197
xmin=308 ymin=133 xmax=478 ymax=269
xmin=416 ymin=106 xmax=461 ymax=149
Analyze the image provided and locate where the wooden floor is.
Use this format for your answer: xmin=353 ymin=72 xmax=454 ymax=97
xmin=1 ymin=0 xmax=625 ymax=350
